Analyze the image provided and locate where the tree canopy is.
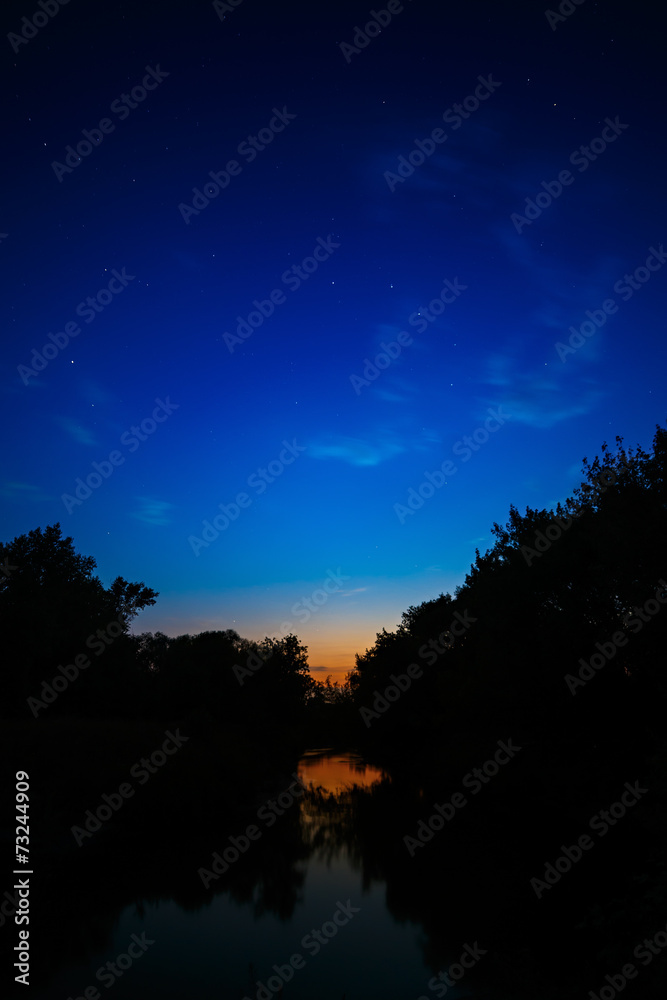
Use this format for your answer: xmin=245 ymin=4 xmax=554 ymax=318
xmin=1 ymin=523 xmax=157 ymax=714
xmin=347 ymin=423 xmax=667 ymax=757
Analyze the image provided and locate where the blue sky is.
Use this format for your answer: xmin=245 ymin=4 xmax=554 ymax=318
xmin=2 ymin=0 xmax=664 ymax=678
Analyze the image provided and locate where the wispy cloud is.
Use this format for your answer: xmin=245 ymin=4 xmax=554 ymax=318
xmin=478 ymin=354 xmax=603 ymax=428
xmin=309 ymin=424 xmax=442 ymax=467
xmin=0 ymin=481 xmax=52 ymax=502
xmin=56 ymin=416 xmax=99 ymax=446
xmin=308 ymin=434 xmax=405 ymax=466
xmin=371 ymin=374 xmax=420 ymax=403
xmin=77 ymin=379 xmax=119 ymax=406
xmin=130 ymin=497 xmax=176 ymax=525
xmin=373 ymin=387 xmax=410 ymax=402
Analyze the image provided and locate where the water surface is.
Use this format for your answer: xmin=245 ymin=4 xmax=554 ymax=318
xmin=36 ymin=750 xmax=498 ymax=999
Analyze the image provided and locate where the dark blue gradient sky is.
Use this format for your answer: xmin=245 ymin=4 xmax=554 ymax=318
xmin=2 ymin=0 xmax=665 ymax=678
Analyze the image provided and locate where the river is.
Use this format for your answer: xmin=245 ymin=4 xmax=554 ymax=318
xmin=32 ymin=749 xmax=502 ymax=999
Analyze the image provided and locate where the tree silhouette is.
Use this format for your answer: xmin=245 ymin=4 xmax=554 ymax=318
xmin=348 ymin=423 xmax=667 ymax=760
xmin=0 ymin=523 xmax=157 ymax=716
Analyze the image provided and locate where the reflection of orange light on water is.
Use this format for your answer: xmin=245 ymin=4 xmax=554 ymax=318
xmin=297 ymin=751 xmax=387 ymax=794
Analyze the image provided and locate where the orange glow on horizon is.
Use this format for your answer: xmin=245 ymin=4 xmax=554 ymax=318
xmin=303 ymin=626 xmax=376 ymax=685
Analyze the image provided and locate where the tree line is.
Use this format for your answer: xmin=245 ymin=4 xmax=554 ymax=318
xmin=3 ymin=423 xmax=666 ymax=768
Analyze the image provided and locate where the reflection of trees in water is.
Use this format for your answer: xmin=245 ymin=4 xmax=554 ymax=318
xmin=297 ymin=781 xmax=501 ymax=989
xmin=31 ymin=780 xmax=390 ymax=993
xmin=30 ymin=789 xmax=311 ymax=993
xmin=302 ymin=769 xmax=667 ymax=1000
xmin=217 ymin=832 xmax=310 ymax=922
xmin=299 ymin=786 xmax=357 ymax=863
xmin=26 ymin=766 xmax=667 ymax=1000
xmin=29 ymin=780 xmax=507 ymax=996
xmin=300 ymin=782 xmax=394 ymax=890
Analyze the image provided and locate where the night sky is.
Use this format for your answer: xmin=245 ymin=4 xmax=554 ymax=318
xmin=2 ymin=0 xmax=665 ymax=680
